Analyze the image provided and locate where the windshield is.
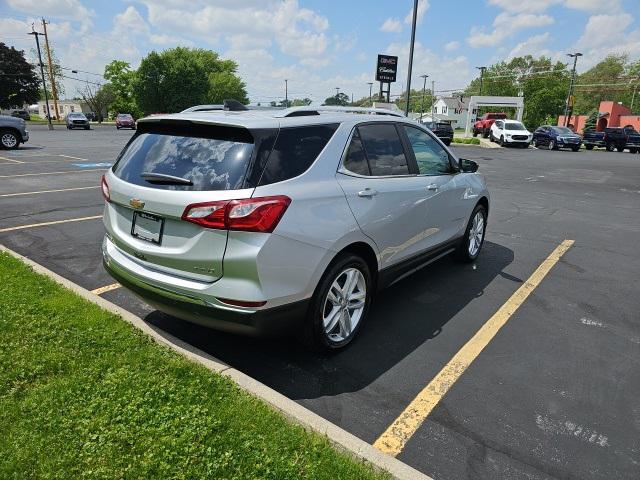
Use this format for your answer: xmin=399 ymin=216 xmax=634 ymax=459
xmin=505 ymin=122 xmax=525 ymax=130
xmin=118 ymin=114 xmax=132 ymax=119
xmin=552 ymin=127 xmax=574 ymax=134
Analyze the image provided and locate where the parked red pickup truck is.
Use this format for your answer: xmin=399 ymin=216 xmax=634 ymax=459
xmin=473 ymin=113 xmax=507 ymax=138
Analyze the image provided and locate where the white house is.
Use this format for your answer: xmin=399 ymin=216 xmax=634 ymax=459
xmin=430 ymin=97 xmax=477 ymax=128
xmin=37 ymin=99 xmax=91 ymax=119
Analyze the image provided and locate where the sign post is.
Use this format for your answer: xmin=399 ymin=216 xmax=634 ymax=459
xmin=376 ymin=54 xmax=398 ymax=103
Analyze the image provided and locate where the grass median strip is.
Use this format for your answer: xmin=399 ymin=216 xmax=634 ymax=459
xmin=374 ymin=239 xmax=575 ymax=456
xmin=0 ymin=251 xmax=388 ymax=480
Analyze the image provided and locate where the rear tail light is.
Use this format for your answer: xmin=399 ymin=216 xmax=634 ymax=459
xmin=217 ymin=297 xmax=267 ymax=308
xmin=101 ymin=175 xmax=110 ymax=202
xmin=182 ymin=195 xmax=291 ymax=233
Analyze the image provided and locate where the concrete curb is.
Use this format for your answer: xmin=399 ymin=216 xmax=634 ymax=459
xmin=0 ymin=244 xmax=433 ymax=480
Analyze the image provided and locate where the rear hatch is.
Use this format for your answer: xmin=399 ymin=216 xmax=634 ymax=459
xmin=103 ymin=120 xmax=273 ymax=283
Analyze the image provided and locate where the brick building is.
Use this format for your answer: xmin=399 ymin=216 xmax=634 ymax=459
xmin=559 ymin=101 xmax=640 ymax=133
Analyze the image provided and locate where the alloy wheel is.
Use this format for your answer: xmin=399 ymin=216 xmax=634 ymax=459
xmin=1 ymin=133 xmax=17 ymax=148
xmin=468 ymin=211 xmax=485 ymax=257
xmin=322 ymin=267 xmax=366 ymax=343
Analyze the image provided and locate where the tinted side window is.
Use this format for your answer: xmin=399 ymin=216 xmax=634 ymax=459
xmin=343 ymin=129 xmax=370 ymax=175
xmin=259 ymin=124 xmax=338 ymax=186
xmin=403 ymin=126 xmax=452 ymax=175
xmin=358 ymin=124 xmax=409 ymax=176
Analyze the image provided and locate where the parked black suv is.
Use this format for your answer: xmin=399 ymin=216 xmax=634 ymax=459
xmin=422 ymin=121 xmax=454 ymax=146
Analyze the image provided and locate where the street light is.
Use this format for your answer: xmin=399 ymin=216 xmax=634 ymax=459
xmin=404 ymin=0 xmax=419 ymax=117
xmin=367 ymin=82 xmax=373 ymax=106
xmin=476 ymin=66 xmax=486 ymax=95
xmin=564 ymin=52 xmax=583 ymax=127
xmin=419 ymin=74 xmax=429 ymax=121
xmin=284 ymin=79 xmax=288 ymax=107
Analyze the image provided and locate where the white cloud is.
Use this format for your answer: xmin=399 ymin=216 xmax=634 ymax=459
xmin=380 ymin=18 xmax=403 ymax=33
xmin=506 ymin=32 xmax=552 ymax=59
xmin=6 ymin=0 xmax=94 ymax=30
xmin=404 ymin=0 xmax=430 ymax=25
xmin=445 ymin=41 xmax=460 ymax=52
xmin=385 ymin=41 xmax=471 ymax=96
xmin=571 ymin=14 xmax=640 ymax=69
xmin=467 ymin=12 xmax=554 ymax=47
xmin=487 ymin=0 xmax=561 ymax=13
xmin=564 ymin=0 xmax=620 ymax=13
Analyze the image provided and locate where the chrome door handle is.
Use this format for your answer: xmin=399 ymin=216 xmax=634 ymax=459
xmin=426 ymin=184 xmax=439 ymax=191
xmin=358 ymin=188 xmax=378 ymax=197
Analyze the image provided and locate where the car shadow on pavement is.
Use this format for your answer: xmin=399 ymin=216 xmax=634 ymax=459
xmin=146 ymin=240 xmax=514 ymax=399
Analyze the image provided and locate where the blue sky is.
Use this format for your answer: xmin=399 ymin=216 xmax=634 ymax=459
xmin=1 ymin=0 xmax=639 ymax=105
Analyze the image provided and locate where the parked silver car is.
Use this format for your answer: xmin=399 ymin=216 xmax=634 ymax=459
xmin=101 ymin=107 xmax=489 ymax=350
xmin=66 ymin=112 xmax=90 ymax=130
xmin=0 ymin=114 xmax=29 ymax=149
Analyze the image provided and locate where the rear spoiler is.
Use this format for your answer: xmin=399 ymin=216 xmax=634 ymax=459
xmin=136 ymin=119 xmax=254 ymax=143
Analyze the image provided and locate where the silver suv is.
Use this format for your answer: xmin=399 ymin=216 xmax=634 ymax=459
xmin=101 ymin=107 xmax=489 ymax=351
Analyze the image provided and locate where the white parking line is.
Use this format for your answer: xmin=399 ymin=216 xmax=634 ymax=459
xmin=59 ymin=154 xmax=89 ymax=161
xmin=0 ymin=215 xmax=102 ymax=233
xmin=0 ymin=186 xmax=100 ymax=197
xmin=0 ymin=168 xmax=106 ymax=178
xmin=0 ymin=156 xmax=24 ymax=164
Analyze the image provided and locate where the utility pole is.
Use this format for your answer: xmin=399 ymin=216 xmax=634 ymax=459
xmin=431 ymin=79 xmax=435 ymax=118
xmin=351 ymin=92 xmax=353 ymax=105
xmin=564 ymin=52 xmax=582 ymax=127
xmin=404 ymin=0 xmax=419 ymax=117
xmin=367 ymin=82 xmax=373 ymax=106
xmin=419 ymin=74 xmax=429 ymax=121
xmin=284 ymin=79 xmax=288 ymax=107
xmin=42 ymin=18 xmax=59 ymax=120
xmin=28 ymin=27 xmax=53 ymax=130
xmin=631 ymin=82 xmax=638 ymax=112
xmin=476 ymin=66 xmax=486 ymax=95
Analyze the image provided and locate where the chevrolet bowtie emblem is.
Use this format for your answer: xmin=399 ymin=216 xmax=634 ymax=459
xmin=129 ymin=198 xmax=145 ymax=209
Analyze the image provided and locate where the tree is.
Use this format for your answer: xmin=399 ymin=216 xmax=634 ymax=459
xmin=132 ymin=47 xmax=248 ymax=114
xmin=291 ymin=98 xmax=312 ymax=106
xmin=104 ymin=60 xmax=140 ymax=117
xmin=583 ymin=109 xmax=598 ymax=131
xmin=463 ymin=55 xmax=569 ymax=129
xmin=79 ymin=83 xmax=116 ymax=122
xmin=207 ymin=71 xmax=248 ymax=104
xmin=0 ymin=43 xmax=40 ymax=109
xmin=394 ymin=88 xmax=433 ymax=115
xmin=573 ymin=55 xmax=639 ymax=114
xmin=323 ymin=92 xmax=349 ymax=106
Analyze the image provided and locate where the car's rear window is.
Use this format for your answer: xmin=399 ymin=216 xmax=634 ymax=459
xmin=112 ymin=128 xmax=254 ymax=191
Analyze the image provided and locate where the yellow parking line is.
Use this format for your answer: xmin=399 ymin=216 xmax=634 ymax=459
xmin=91 ymin=283 xmax=120 ymax=295
xmin=373 ymin=239 xmax=575 ymax=457
xmin=0 ymin=168 xmax=106 ymax=178
xmin=0 ymin=186 xmax=100 ymax=197
xmin=59 ymin=154 xmax=89 ymax=161
xmin=0 ymin=215 xmax=102 ymax=233
xmin=0 ymin=156 xmax=24 ymax=164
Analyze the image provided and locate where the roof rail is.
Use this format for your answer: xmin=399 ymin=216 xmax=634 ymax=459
xmin=276 ymin=106 xmax=405 ymax=118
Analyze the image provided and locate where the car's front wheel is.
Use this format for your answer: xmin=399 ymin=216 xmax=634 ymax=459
xmin=549 ymin=139 xmax=557 ymax=150
xmin=456 ymin=204 xmax=487 ymax=263
xmin=0 ymin=130 xmax=20 ymax=149
xmin=301 ymin=253 xmax=372 ymax=351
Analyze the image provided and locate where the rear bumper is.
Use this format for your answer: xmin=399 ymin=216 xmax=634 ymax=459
xmin=103 ymin=256 xmax=308 ymax=336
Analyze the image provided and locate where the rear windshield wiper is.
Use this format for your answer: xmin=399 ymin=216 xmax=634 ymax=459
xmin=140 ymin=172 xmax=193 ymax=186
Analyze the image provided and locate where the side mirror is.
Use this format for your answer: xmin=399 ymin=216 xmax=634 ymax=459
xmin=459 ymin=158 xmax=479 ymax=173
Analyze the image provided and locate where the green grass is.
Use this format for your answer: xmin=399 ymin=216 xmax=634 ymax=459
xmin=452 ymin=137 xmax=481 ymax=145
xmin=0 ymin=252 xmax=388 ymax=480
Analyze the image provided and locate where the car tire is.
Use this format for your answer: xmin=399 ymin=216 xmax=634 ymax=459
xmin=571 ymin=146 xmax=580 ymax=152
xmin=300 ymin=253 xmax=372 ymax=352
xmin=482 ymin=128 xmax=489 ymax=138
xmin=455 ymin=204 xmax=487 ymax=263
xmin=585 ymin=144 xmax=594 ymax=150
xmin=443 ymin=139 xmax=451 ymax=146
xmin=616 ymin=147 xmax=624 ymax=152
xmin=605 ymin=144 xmax=614 ymax=152
xmin=489 ymin=131 xmax=495 ymax=142
xmin=549 ymin=139 xmax=557 ymax=150
xmin=630 ymin=148 xmax=638 ymax=154
xmin=0 ymin=130 xmax=20 ymax=149
xmin=85 ymin=126 xmax=90 ymax=130
xmin=116 ymin=126 xmax=120 ymax=130
xmin=499 ymin=136 xmax=505 ymax=147
xmin=66 ymin=125 xmax=71 ymax=130
xmin=472 ymin=129 xmax=478 ymax=137
xmin=532 ymin=139 xmax=539 ymax=148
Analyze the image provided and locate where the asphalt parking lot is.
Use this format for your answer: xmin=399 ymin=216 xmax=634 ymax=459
xmin=1 ymin=124 xmax=639 ymax=480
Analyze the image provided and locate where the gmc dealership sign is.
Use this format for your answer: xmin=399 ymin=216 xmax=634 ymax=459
xmin=376 ymin=54 xmax=398 ymax=83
